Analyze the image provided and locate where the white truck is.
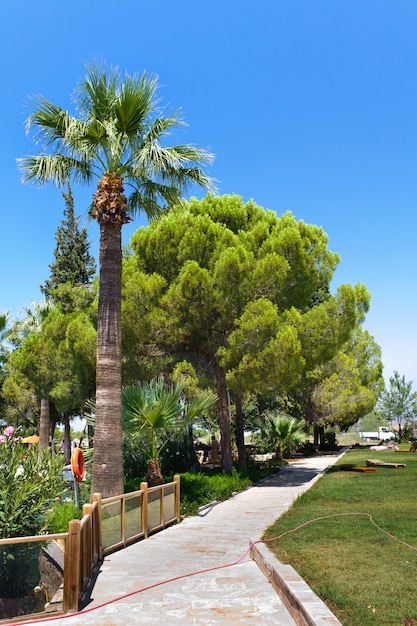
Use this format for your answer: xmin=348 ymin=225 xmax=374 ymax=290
xmin=359 ymin=426 xmax=395 ymax=441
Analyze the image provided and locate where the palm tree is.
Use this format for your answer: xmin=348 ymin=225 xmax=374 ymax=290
xmin=122 ymin=377 xmax=216 ymax=486
xmin=260 ymin=414 xmax=307 ymax=460
xmin=18 ymin=62 xmax=214 ymax=497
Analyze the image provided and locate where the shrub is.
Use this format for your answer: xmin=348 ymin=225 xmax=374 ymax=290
xmin=0 ymin=427 xmax=65 ymax=603
xmin=160 ymin=434 xmax=198 ymax=474
xmin=257 ymin=414 xmax=307 ymax=459
xmin=44 ymin=502 xmax=82 ymax=533
xmin=323 ymin=431 xmax=338 ymax=450
xmin=180 ymin=470 xmax=252 ymax=516
xmin=123 ymin=441 xmax=148 ymax=482
xmin=0 ymin=428 xmax=65 ymax=538
xmin=124 ymin=477 xmax=142 ymax=493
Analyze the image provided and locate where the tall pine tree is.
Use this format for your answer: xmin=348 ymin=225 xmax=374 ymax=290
xmin=41 ymin=185 xmax=96 ymax=297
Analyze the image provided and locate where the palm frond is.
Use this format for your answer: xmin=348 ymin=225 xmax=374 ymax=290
xmin=25 ymin=97 xmax=80 ymax=154
xmin=75 ymin=61 xmax=118 ymax=122
xmin=131 ymin=143 xmax=214 ymax=174
xmin=161 ymin=165 xmax=217 ymax=192
xmin=127 ymin=190 xmax=165 ymax=220
xmin=20 ymin=61 xmax=215 ymax=208
xmin=121 ymin=377 xmax=215 ymax=464
xmin=122 ymin=378 xmax=182 ymax=429
xmin=17 ymin=154 xmax=94 ymax=186
xmin=142 ymin=113 xmax=185 ymax=144
xmin=115 ymin=72 xmax=159 ymax=135
xmin=128 ymin=178 xmax=182 ymax=209
xmin=165 ymin=144 xmax=215 ymax=166
xmin=184 ymin=389 xmax=217 ymax=421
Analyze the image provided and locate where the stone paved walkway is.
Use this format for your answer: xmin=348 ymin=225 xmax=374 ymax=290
xmin=19 ymin=453 xmax=345 ymax=626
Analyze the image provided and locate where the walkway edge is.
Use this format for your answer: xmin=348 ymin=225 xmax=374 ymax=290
xmin=250 ymin=540 xmax=342 ymax=626
xmin=248 ymin=449 xmax=349 ymax=626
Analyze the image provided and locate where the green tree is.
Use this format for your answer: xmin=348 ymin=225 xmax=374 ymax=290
xmin=285 ymin=285 xmax=382 ymax=446
xmin=378 ymin=370 xmax=417 ymax=440
xmin=48 ymin=306 xmax=96 ymax=463
xmin=18 ymin=62 xmax=214 ymax=498
xmin=122 ymin=377 xmax=216 ymax=486
xmin=38 ymin=183 xmax=96 ymax=460
xmin=41 ymin=185 xmax=96 ymax=298
xmin=5 ymin=302 xmax=53 ymax=451
xmin=6 ymin=302 xmax=51 ymax=347
xmin=123 ymin=194 xmax=343 ymax=471
xmin=310 ymin=353 xmax=378 ymax=432
xmin=4 ymin=306 xmax=96 ymax=458
xmin=1 ymin=372 xmax=39 ymax=433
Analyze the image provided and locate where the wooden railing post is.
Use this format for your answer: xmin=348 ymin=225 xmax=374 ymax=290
xmin=160 ymin=484 xmax=165 ymax=528
xmin=140 ymin=482 xmax=148 ymax=538
xmin=92 ymin=493 xmax=103 ymax=560
xmin=82 ymin=503 xmax=93 ymax=583
xmin=174 ymin=474 xmax=181 ymax=522
xmin=121 ymin=496 xmax=126 ymax=547
xmin=63 ymin=519 xmax=81 ymax=613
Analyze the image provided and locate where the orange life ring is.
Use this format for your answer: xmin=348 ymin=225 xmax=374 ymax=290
xmin=71 ymin=447 xmax=85 ymax=483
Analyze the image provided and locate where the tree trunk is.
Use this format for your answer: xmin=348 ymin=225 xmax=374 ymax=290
xmin=91 ymin=220 xmax=124 ymax=498
xmin=313 ymin=424 xmax=319 ymax=447
xmin=215 ymin=363 xmax=233 ymax=473
xmin=39 ymin=396 xmax=50 ymax=454
xmin=235 ymin=394 xmax=246 ymax=469
xmin=63 ymin=414 xmax=71 ymax=465
xmin=318 ymin=425 xmax=325 ymax=449
xmin=275 ymin=446 xmax=284 ymax=460
xmin=49 ymin=411 xmax=58 ymax=455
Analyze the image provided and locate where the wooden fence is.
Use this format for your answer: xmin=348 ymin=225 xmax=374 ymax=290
xmin=0 ymin=475 xmax=180 ymax=622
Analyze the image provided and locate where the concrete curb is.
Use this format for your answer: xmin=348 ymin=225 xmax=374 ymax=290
xmin=247 ymin=449 xmax=350 ymax=626
xmin=250 ymin=540 xmax=342 ymax=626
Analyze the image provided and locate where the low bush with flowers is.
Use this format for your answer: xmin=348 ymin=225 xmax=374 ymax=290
xmin=0 ymin=425 xmax=15 ymax=443
xmin=0 ymin=426 xmax=66 ymax=605
xmin=0 ymin=426 xmax=65 ymax=538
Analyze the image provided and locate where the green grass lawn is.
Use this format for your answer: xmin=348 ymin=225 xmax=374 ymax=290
xmin=263 ymin=446 xmax=417 ymax=626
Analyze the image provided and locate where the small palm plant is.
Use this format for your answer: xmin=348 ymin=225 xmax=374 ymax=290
xmin=259 ymin=413 xmax=307 ymax=460
xmin=122 ymin=377 xmax=216 ymax=486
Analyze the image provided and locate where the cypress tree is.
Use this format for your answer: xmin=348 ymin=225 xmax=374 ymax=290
xmin=41 ymin=185 xmax=96 ymax=297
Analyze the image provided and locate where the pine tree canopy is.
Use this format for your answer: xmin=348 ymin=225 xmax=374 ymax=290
xmin=41 ymin=186 xmax=96 ymax=297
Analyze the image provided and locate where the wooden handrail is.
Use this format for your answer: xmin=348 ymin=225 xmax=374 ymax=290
xmin=0 ymin=532 xmax=67 ymax=545
xmin=1 ymin=475 xmax=181 ymax=617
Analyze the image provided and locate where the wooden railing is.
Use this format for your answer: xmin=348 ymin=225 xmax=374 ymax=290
xmin=98 ymin=475 xmax=181 ymax=556
xmin=0 ymin=475 xmax=181 ymax=622
xmin=63 ymin=498 xmax=101 ymax=612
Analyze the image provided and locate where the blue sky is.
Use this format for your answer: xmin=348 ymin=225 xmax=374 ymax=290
xmin=0 ymin=1 xmax=416 ymax=387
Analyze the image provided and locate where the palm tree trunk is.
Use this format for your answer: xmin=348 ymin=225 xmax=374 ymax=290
xmin=147 ymin=458 xmax=164 ymax=487
xmin=215 ymin=363 xmax=233 ymax=473
xmin=91 ymin=220 xmax=124 ymax=498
